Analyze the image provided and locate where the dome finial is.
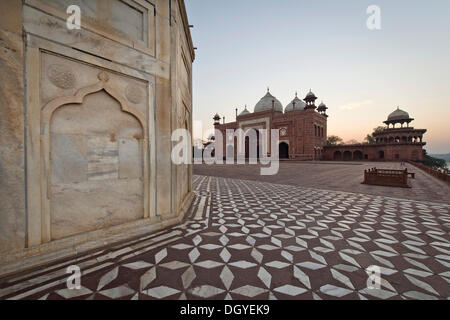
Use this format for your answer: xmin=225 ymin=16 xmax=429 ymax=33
xmin=267 ymin=87 xmax=270 ymax=93
xmin=295 ymin=91 xmax=298 ymax=97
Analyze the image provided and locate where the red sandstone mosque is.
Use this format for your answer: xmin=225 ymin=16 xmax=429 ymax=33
xmin=213 ymin=89 xmax=427 ymax=162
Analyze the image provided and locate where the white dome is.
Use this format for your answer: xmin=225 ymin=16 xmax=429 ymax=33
xmin=387 ymin=107 xmax=410 ymax=121
xmin=239 ymin=105 xmax=250 ymax=116
xmin=254 ymin=90 xmax=284 ymax=113
xmin=285 ymin=94 xmax=306 ymax=112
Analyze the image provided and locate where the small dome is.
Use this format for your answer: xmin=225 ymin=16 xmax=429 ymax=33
xmin=387 ymin=107 xmax=410 ymax=121
xmin=285 ymin=93 xmax=306 ymax=112
xmin=239 ymin=105 xmax=250 ymax=116
xmin=305 ymin=90 xmax=317 ymax=100
xmin=254 ymin=89 xmax=284 ymax=113
xmin=318 ymin=101 xmax=328 ymax=111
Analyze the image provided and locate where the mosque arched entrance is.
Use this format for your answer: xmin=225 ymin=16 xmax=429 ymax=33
xmin=279 ymin=142 xmax=289 ymax=159
xmin=245 ymin=130 xmax=260 ymax=160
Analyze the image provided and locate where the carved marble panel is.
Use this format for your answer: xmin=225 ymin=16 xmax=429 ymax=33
xmin=49 ymin=89 xmax=144 ymax=239
xmin=178 ymin=48 xmax=191 ymax=102
xmin=176 ymin=104 xmax=191 ymax=206
xmin=37 ymin=51 xmax=150 ymax=241
xmin=36 ymin=0 xmax=154 ymax=48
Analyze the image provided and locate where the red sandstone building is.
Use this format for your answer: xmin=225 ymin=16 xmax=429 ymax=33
xmin=322 ymin=108 xmax=427 ymax=162
xmin=214 ymin=89 xmax=328 ymax=160
xmin=214 ymin=89 xmax=426 ymax=162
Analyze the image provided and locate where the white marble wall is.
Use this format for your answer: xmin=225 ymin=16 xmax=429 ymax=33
xmin=0 ymin=0 xmax=195 ymax=277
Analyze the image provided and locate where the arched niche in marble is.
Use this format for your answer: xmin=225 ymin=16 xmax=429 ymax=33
xmin=40 ymin=72 xmax=149 ymax=241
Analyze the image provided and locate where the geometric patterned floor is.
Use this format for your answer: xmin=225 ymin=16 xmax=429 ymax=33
xmin=0 ymin=175 xmax=449 ymax=300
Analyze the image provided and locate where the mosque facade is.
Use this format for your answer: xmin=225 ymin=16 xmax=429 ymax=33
xmin=214 ymin=90 xmax=427 ymax=162
xmin=213 ymin=89 xmax=329 ymax=160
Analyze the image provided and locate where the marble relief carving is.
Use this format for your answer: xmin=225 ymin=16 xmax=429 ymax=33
xmin=125 ymin=84 xmax=144 ymax=104
xmin=47 ymin=64 xmax=76 ymax=89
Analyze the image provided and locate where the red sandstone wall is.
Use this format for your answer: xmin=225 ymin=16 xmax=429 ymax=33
xmin=214 ymin=108 xmax=327 ymax=160
xmin=322 ymin=144 xmax=424 ymax=162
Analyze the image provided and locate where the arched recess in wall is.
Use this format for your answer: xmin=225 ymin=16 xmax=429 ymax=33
xmin=184 ymin=118 xmax=192 ymax=195
xmin=40 ymin=72 xmax=149 ymax=241
xmin=244 ymin=128 xmax=260 ymax=160
xmin=353 ymin=150 xmax=363 ymax=160
xmin=343 ymin=151 xmax=352 ymax=161
xmin=226 ymin=144 xmax=235 ymax=159
xmin=279 ymin=142 xmax=289 ymax=159
xmin=333 ymin=151 xmax=342 ymax=161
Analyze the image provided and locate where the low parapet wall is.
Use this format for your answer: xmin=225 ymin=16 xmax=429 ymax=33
xmin=408 ymin=161 xmax=450 ymax=183
xmin=362 ymin=168 xmax=410 ymax=188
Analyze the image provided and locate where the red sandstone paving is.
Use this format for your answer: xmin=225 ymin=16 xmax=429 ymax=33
xmin=194 ymin=161 xmax=450 ymax=204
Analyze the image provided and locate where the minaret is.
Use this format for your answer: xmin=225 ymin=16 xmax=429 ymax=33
xmin=213 ymin=113 xmax=221 ymax=126
xmin=317 ymin=101 xmax=328 ymax=117
xmin=304 ymin=89 xmax=318 ymax=110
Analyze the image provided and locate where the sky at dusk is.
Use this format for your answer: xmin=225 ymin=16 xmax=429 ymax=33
xmin=185 ymin=0 xmax=450 ymax=154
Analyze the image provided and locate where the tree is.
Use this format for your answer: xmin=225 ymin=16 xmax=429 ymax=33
xmin=364 ymin=126 xmax=386 ymax=144
xmin=423 ymin=151 xmax=447 ymax=170
xmin=327 ymin=135 xmax=343 ymax=146
xmin=364 ymin=134 xmax=375 ymax=144
xmin=346 ymin=139 xmax=360 ymax=145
